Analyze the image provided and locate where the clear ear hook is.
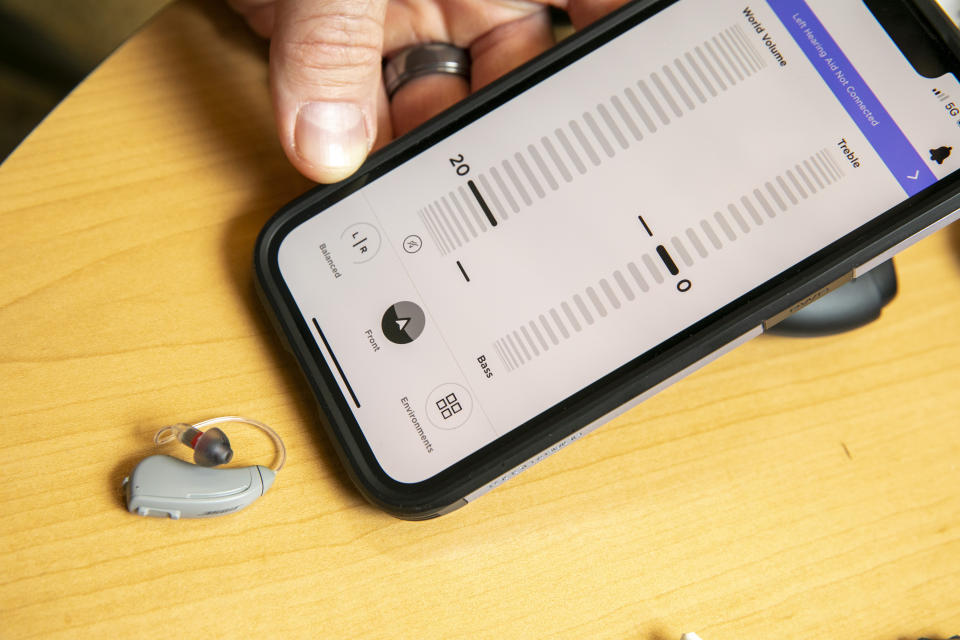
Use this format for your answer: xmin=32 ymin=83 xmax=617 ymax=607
xmin=153 ymin=416 xmax=286 ymax=472
xmin=154 ymin=423 xmax=190 ymax=446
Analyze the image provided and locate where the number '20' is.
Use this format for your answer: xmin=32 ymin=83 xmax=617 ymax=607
xmin=449 ymin=154 xmax=470 ymax=176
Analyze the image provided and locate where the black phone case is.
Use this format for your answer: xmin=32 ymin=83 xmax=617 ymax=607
xmin=255 ymin=0 xmax=960 ymax=518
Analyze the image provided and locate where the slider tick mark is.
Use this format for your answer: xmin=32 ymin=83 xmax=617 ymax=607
xmin=457 ymin=260 xmax=470 ymax=282
xmin=638 ymin=215 xmax=653 ymax=237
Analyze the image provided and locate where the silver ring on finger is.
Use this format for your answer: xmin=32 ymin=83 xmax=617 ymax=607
xmin=383 ymin=42 xmax=471 ymax=98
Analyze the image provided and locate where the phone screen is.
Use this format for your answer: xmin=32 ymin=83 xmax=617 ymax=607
xmin=277 ymin=0 xmax=959 ymax=483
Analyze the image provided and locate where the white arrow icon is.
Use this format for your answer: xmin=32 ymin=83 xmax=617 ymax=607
xmin=907 ymin=170 xmax=919 ymax=180
xmin=395 ymin=317 xmax=410 ymax=332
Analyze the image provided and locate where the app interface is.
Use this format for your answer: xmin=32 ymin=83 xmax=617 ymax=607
xmin=278 ymin=0 xmax=960 ymax=483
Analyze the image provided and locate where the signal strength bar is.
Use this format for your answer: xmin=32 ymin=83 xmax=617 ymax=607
xmin=933 ymin=88 xmax=950 ymax=102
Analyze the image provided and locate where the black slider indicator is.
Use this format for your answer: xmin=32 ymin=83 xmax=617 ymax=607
xmin=655 ymin=244 xmax=680 ymax=276
xmin=468 ymin=179 xmax=497 ymax=227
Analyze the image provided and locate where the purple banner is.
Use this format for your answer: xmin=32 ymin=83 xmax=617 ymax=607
xmin=767 ymin=0 xmax=936 ymax=196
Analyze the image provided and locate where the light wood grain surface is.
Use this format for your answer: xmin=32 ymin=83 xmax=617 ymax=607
xmin=1 ymin=1 xmax=959 ymax=638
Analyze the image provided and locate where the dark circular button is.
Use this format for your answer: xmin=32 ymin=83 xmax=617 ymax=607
xmin=381 ymin=301 xmax=426 ymax=344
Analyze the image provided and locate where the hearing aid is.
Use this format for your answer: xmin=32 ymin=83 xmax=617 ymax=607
xmin=123 ymin=416 xmax=285 ymax=519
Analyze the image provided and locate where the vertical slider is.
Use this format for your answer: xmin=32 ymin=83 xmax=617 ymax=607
xmin=312 ymin=318 xmax=361 ymax=408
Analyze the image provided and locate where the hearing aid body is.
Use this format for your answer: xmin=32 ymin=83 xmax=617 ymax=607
xmin=124 ymin=416 xmax=285 ymax=519
xmin=124 ymin=455 xmax=275 ymax=519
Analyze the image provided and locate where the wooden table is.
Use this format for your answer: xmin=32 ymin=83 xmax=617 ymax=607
xmin=2 ymin=2 xmax=959 ymax=638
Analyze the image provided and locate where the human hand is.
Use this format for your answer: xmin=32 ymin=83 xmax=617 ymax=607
xmin=228 ymin=0 xmax=631 ymax=183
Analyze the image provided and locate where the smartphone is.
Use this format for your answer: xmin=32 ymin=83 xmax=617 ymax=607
xmin=256 ymin=0 xmax=960 ymax=519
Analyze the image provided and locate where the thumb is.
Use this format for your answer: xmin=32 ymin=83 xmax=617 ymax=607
xmin=271 ymin=0 xmax=387 ymax=183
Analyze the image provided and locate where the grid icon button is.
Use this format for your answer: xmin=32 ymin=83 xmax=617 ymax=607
xmin=436 ymin=393 xmax=463 ymax=420
xmin=426 ymin=384 xmax=472 ymax=430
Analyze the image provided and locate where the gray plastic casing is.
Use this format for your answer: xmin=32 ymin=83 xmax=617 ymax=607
xmin=124 ymin=455 xmax=275 ymax=519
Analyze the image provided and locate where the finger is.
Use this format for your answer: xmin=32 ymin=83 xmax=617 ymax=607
xmin=389 ymin=74 xmax=470 ymax=137
xmin=469 ymin=9 xmax=555 ymax=90
xmin=565 ymin=0 xmax=632 ymax=30
xmin=271 ymin=0 xmax=387 ymax=183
